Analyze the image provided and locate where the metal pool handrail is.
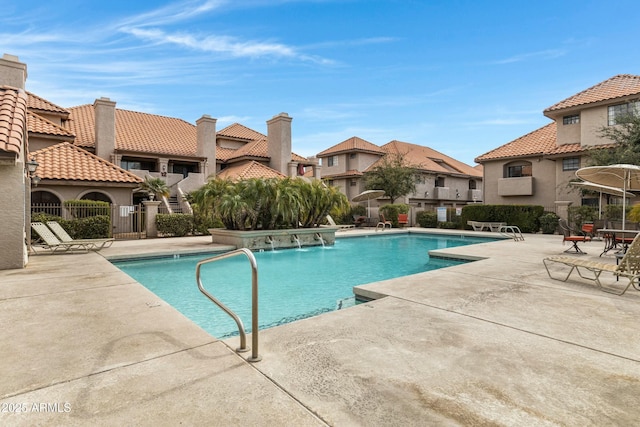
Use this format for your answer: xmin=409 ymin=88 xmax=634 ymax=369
xmin=195 ymin=248 xmax=261 ymax=362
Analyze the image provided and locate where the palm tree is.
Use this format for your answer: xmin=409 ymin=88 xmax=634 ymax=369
xmin=138 ymin=176 xmax=170 ymax=201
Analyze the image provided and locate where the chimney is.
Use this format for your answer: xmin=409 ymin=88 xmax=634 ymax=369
xmin=196 ymin=115 xmax=217 ymax=178
xmin=0 ymin=54 xmax=27 ymax=89
xmin=267 ymin=112 xmax=292 ymax=175
xmin=93 ymin=97 xmax=116 ymax=161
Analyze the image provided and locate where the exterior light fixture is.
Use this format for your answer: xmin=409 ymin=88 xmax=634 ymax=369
xmin=26 ymin=157 xmax=41 ymax=186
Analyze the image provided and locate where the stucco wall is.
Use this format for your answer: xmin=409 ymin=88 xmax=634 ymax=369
xmin=580 ymin=105 xmax=611 ymax=147
xmin=0 ymin=163 xmax=27 ymax=270
xmin=482 ymin=157 xmax=557 ymax=207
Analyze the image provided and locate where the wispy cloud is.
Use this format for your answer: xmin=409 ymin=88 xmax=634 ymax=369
xmin=492 ymin=49 xmax=566 ymax=65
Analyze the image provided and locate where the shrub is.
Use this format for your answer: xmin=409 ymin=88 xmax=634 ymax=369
xmin=539 ymin=212 xmax=559 ymax=234
xmin=416 ymin=211 xmax=437 ymax=228
xmin=31 ymin=212 xmax=111 ymax=239
xmin=156 ymin=214 xmax=194 ymax=237
xmin=380 ymin=203 xmax=409 ymax=227
xmin=568 ymin=205 xmax=597 ymax=228
xmin=460 ymin=204 xmax=544 ymax=233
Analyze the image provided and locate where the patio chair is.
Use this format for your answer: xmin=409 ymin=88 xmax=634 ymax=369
xmin=558 ymin=219 xmax=591 ymax=254
xmin=397 ymin=213 xmax=409 ymax=227
xmin=31 ymin=222 xmax=91 ymax=253
xmin=46 ymin=221 xmax=114 ymax=250
xmin=376 ymin=213 xmax=392 ymax=231
xmin=543 ymin=232 xmax=640 ymax=295
xmin=325 ymin=215 xmax=354 ymax=230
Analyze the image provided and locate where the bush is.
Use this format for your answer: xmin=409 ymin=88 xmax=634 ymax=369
xmin=461 ymin=204 xmax=544 ymax=233
xmin=156 ymin=214 xmax=194 ymax=237
xmin=539 ymin=212 xmax=559 ymax=234
xmin=380 ymin=203 xmax=409 ymax=227
xmin=416 ymin=211 xmax=437 ymax=228
xmin=568 ymin=205 xmax=597 ymax=228
xmin=31 ymin=212 xmax=111 ymax=239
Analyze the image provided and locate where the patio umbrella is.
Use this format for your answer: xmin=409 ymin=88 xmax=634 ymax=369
xmin=575 ymin=164 xmax=640 ymax=228
xmin=569 ymin=181 xmax=635 ymax=219
xmin=352 ymin=190 xmax=385 ymax=218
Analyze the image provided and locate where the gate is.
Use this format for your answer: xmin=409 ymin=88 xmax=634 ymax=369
xmin=111 ymin=204 xmax=146 ymax=240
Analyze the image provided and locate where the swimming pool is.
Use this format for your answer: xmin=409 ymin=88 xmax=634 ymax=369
xmin=114 ymin=234 xmax=495 ymax=338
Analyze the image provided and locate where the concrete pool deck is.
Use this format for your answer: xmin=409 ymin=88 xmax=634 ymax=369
xmin=1 ymin=228 xmax=639 ymax=425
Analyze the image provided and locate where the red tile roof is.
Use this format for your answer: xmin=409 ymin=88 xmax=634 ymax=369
xmin=0 ymin=86 xmax=27 ymax=156
xmin=217 ymin=160 xmax=286 ymax=180
xmin=317 ymin=136 xmax=386 ymax=156
xmin=380 ymin=140 xmax=482 ymax=177
xmin=475 ymin=122 xmax=557 ymax=162
xmin=66 ymin=104 xmax=199 ymax=157
xmin=31 ymin=142 xmax=143 ymax=183
xmin=27 ymin=111 xmax=74 ymax=139
xmin=322 ymin=169 xmax=364 ymax=179
xmin=26 ymin=91 xmax=69 ymax=115
xmin=218 ymin=123 xmax=266 ymax=141
xmin=544 ymin=74 xmax=640 ymax=113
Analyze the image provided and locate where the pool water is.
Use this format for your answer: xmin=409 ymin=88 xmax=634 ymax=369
xmin=114 ymin=234 xmax=493 ymax=338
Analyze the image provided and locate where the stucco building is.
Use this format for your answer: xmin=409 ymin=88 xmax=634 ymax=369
xmin=316 ymin=137 xmax=483 ymax=218
xmin=476 ymin=74 xmax=640 ymax=211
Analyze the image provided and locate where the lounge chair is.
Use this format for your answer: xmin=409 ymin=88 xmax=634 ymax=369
xmin=31 ymin=222 xmax=91 ymax=253
xmin=325 ymin=215 xmax=355 ymax=230
xmin=558 ymin=219 xmax=590 ymax=254
xmin=376 ymin=213 xmax=392 ymax=231
xmin=543 ymin=232 xmax=640 ymax=295
xmin=46 ymin=221 xmax=114 ymax=250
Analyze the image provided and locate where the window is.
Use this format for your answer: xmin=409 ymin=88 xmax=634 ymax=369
xmin=350 ymin=179 xmax=357 ymax=186
xmin=121 ymin=158 xmax=156 ymax=172
xmin=349 ymin=153 xmax=357 ymax=159
xmin=435 ymin=177 xmax=445 ymax=187
xmin=608 ymin=100 xmax=640 ymax=125
xmin=468 ymin=180 xmax=477 ymax=190
xmin=563 ymin=114 xmax=580 ymax=125
xmin=327 ymin=155 xmax=338 ymax=167
xmin=562 ymin=157 xmax=580 ymax=171
xmin=505 ymin=162 xmax=532 ymax=178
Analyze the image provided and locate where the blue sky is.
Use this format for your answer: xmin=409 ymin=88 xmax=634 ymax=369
xmin=2 ymin=0 xmax=639 ymax=165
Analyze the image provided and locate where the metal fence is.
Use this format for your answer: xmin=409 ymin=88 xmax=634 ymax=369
xmin=31 ymin=203 xmax=147 ymax=240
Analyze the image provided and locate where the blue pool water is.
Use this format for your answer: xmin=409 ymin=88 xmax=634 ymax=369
xmin=114 ymin=234 xmax=494 ymax=338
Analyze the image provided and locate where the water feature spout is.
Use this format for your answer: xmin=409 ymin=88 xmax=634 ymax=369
xmin=265 ymin=235 xmax=275 ymax=251
xmin=314 ymin=232 xmax=325 ymax=247
xmin=291 ymin=234 xmax=301 ymax=249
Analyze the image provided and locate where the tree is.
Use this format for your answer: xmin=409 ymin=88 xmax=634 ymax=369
xmin=362 ymin=153 xmax=421 ymax=203
xmin=587 ymin=113 xmax=640 ymax=166
xmin=138 ymin=176 xmax=170 ymax=200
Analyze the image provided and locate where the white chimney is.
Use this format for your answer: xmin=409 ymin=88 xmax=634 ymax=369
xmin=267 ymin=112 xmax=292 ymax=175
xmin=196 ymin=115 xmax=217 ymax=178
xmin=94 ymin=97 xmax=116 ymax=161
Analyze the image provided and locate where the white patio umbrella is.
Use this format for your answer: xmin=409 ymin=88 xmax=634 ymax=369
xmin=569 ymin=181 xmax=635 ymax=219
xmin=575 ymin=164 xmax=640 ymax=229
xmin=352 ymin=190 xmax=385 ymax=218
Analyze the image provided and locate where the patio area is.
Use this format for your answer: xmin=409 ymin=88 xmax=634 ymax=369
xmin=1 ymin=229 xmax=639 ymax=426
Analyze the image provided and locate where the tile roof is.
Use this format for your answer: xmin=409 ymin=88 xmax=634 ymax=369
xmin=27 ymin=111 xmax=74 ymax=139
xmin=380 ymin=140 xmax=482 ymax=177
xmin=228 ymin=138 xmax=269 ymax=160
xmin=322 ymin=169 xmax=364 ymax=179
xmin=216 ymin=160 xmax=286 ymax=180
xmin=544 ymin=74 xmax=640 ymax=113
xmin=31 ymin=142 xmax=143 ymax=183
xmin=317 ymin=136 xmax=386 ymax=157
xmin=0 ymin=86 xmax=27 ymax=156
xmin=218 ymin=123 xmax=267 ymax=141
xmin=66 ymin=104 xmax=199 ymax=157
xmin=475 ymin=122 xmax=557 ymax=162
xmin=26 ymin=91 xmax=69 ymax=115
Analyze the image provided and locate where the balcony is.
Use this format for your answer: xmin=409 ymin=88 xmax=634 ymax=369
xmin=468 ymin=189 xmax=482 ymax=202
xmin=498 ymin=177 xmax=534 ymax=196
xmin=433 ymin=187 xmax=450 ymax=200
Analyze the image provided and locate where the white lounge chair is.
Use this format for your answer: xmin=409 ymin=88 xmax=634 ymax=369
xmin=326 ymin=215 xmax=354 ymax=230
xmin=46 ymin=221 xmax=114 ymax=250
xmin=31 ymin=222 xmax=91 ymax=253
xmin=543 ymin=232 xmax=640 ymax=295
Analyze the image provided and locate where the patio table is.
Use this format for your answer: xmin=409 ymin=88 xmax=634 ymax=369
xmin=598 ymin=228 xmax=640 ymax=256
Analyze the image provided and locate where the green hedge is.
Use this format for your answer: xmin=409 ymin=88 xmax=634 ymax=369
xmin=460 ymin=204 xmax=544 ymax=233
xmin=31 ymin=212 xmax=111 ymax=239
xmin=416 ymin=211 xmax=437 ymax=228
xmin=156 ymin=214 xmax=194 ymax=237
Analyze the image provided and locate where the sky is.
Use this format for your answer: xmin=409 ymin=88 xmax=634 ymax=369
xmin=2 ymin=0 xmax=640 ymax=166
